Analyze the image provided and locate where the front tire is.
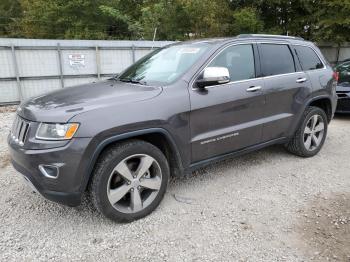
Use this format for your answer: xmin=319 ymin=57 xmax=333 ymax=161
xmin=285 ymin=106 xmax=328 ymax=157
xmin=89 ymin=140 xmax=169 ymax=222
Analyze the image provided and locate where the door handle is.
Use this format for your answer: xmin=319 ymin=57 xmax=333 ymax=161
xmin=296 ymin=77 xmax=307 ymax=83
xmin=246 ymin=86 xmax=262 ymax=92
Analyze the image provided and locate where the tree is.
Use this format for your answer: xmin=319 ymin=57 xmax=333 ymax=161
xmin=13 ymin=0 xmax=140 ymax=39
xmin=313 ymin=0 xmax=350 ymax=44
xmin=0 ymin=0 xmax=349 ymax=45
xmin=230 ymin=7 xmax=264 ymax=35
xmin=0 ymin=0 xmax=22 ymax=37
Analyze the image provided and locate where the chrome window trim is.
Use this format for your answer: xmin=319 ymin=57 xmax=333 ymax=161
xmin=201 ymin=72 xmax=306 ymax=90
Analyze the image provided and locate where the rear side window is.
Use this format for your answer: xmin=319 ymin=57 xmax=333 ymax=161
xmin=294 ymin=46 xmax=324 ymax=71
xmin=208 ymin=44 xmax=255 ymax=82
xmin=260 ymin=44 xmax=295 ymax=76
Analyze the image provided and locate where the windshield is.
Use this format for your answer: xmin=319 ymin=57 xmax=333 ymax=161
xmin=118 ymin=43 xmax=212 ymax=85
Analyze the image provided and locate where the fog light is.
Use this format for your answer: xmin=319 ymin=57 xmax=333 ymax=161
xmin=38 ymin=164 xmax=59 ymax=179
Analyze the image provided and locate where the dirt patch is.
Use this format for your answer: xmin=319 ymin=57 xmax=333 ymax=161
xmin=297 ymin=193 xmax=350 ymax=261
xmin=0 ymin=152 xmax=11 ymax=169
xmin=0 ymin=105 xmax=17 ymax=113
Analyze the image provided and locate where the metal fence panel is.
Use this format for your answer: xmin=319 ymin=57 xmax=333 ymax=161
xmin=64 ymin=77 xmax=97 ymax=87
xmin=21 ymin=79 xmax=61 ymax=99
xmin=0 ymin=81 xmax=19 ymax=103
xmin=100 ymin=49 xmax=134 ymax=74
xmin=0 ymin=49 xmax=15 ymax=78
xmin=339 ymin=47 xmax=350 ymax=62
xmin=17 ymin=49 xmax=59 ymax=77
xmin=0 ymin=38 xmax=172 ymax=104
xmin=135 ymin=49 xmax=152 ymax=61
xmin=319 ymin=47 xmax=337 ymax=64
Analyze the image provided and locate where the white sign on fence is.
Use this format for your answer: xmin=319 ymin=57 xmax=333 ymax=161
xmin=69 ymin=54 xmax=85 ymax=67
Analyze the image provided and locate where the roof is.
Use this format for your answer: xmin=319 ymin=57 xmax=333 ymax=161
xmin=179 ymin=34 xmax=308 ymax=46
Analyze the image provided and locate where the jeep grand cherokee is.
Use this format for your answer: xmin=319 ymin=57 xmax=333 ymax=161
xmin=8 ymin=34 xmax=338 ymax=222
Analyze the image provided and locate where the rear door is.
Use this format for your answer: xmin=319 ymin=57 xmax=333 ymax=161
xmin=258 ymin=43 xmax=312 ymax=141
xmin=189 ymin=43 xmax=265 ymax=163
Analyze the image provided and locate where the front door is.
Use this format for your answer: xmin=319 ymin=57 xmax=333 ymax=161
xmin=189 ymin=44 xmax=265 ymax=163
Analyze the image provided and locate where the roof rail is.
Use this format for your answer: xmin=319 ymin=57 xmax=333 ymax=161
xmin=237 ymin=34 xmax=304 ymax=41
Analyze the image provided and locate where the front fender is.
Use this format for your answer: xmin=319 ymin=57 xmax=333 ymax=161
xmin=78 ymin=128 xmax=184 ymax=192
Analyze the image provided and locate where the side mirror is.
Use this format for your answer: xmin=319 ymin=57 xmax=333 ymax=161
xmin=196 ymin=67 xmax=230 ymax=88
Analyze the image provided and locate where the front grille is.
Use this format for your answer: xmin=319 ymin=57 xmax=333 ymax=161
xmin=11 ymin=115 xmax=30 ymax=146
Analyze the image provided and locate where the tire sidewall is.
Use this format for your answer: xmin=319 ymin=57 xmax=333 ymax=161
xmin=93 ymin=141 xmax=169 ymax=222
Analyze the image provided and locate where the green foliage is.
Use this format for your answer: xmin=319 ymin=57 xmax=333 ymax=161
xmin=1 ymin=0 xmax=350 ymax=44
xmin=0 ymin=0 xmax=22 ymax=37
xmin=313 ymin=0 xmax=350 ymax=44
xmin=230 ymin=7 xmax=264 ymax=35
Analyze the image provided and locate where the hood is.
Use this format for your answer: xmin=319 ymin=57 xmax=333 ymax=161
xmin=18 ymin=80 xmax=162 ymax=122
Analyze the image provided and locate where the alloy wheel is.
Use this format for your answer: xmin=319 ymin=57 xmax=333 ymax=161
xmin=303 ymin=114 xmax=325 ymax=151
xmin=107 ymin=154 xmax=162 ymax=213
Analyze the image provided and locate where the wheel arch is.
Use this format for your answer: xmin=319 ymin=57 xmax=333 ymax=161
xmin=307 ymin=96 xmax=333 ymax=122
xmin=81 ymin=128 xmax=184 ymax=192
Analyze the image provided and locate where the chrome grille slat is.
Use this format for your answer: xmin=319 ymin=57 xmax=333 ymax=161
xmin=11 ymin=115 xmax=30 ymax=146
xmin=17 ymin=121 xmax=23 ymax=139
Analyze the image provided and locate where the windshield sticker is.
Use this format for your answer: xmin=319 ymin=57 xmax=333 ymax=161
xmin=178 ymin=48 xmax=200 ymax=54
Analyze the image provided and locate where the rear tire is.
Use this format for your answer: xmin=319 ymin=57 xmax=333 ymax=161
xmin=285 ymin=106 xmax=328 ymax=157
xmin=89 ymin=140 xmax=169 ymax=222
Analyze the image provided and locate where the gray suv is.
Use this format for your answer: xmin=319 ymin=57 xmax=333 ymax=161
xmin=8 ymin=34 xmax=338 ymax=222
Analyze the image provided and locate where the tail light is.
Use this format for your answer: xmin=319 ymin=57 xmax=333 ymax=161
xmin=333 ymin=71 xmax=339 ymax=82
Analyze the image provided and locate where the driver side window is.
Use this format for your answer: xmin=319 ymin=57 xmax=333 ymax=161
xmin=208 ymin=44 xmax=255 ymax=82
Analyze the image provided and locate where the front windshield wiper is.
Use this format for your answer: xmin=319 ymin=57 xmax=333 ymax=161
xmin=119 ymin=77 xmax=147 ymax=85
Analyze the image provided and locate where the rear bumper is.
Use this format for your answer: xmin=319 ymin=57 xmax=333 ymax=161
xmin=8 ymin=136 xmax=92 ymax=207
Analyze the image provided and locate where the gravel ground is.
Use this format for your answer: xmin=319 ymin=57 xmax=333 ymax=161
xmin=0 ymin=108 xmax=349 ymax=262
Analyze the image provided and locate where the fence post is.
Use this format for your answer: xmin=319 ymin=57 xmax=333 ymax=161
xmin=11 ymin=45 xmax=23 ymax=102
xmin=57 ymin=43 xmax=64 ymax=88
xmin=131 ymin=44 xmax=136 ymax=63
xmin=336 ymin=45 xmax=340 ymax=64
xmin=95 ymin=46 xmax=101 ymax=80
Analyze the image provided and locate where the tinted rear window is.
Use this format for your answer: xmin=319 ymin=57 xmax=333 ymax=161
xmin=260 ymin=44 xmax=295 ymax=76
xmin=294 ymin=46 xmax=324 ymax=71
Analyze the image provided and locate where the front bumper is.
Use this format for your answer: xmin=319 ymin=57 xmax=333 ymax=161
xmin=8 ymin=135 xmax=92 ymax=206
xmin=336 ymin=85 xmax=350 ymax=113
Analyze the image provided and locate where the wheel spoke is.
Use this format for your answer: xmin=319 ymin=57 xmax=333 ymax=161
xmin=135 ymin=155 xmax=154 ymax=179
xmin=311 ymin=115 xmax=318 ymax=130
xmin=113 ymin=161 xmax=134 ymax=181
xmin=314 ymin=122 xmax=324 ymax=133
xmin=140 ymin=177 xmax=161 ymax=190
xmin=130 ymin=189 xmax=142 ymax=212
xmin=311 ymin=134 xmax=320 ymax=147
xmin=108 ymin=184 xmax=131 ymax=204
xmin=304 ymin=126 xmax=312 ymax=134
xmin=304 ymin=135 xmax=312 ymax=150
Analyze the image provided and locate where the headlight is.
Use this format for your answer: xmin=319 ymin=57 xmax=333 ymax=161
xmin=36 ymin=123 xmax=79 ymax=140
